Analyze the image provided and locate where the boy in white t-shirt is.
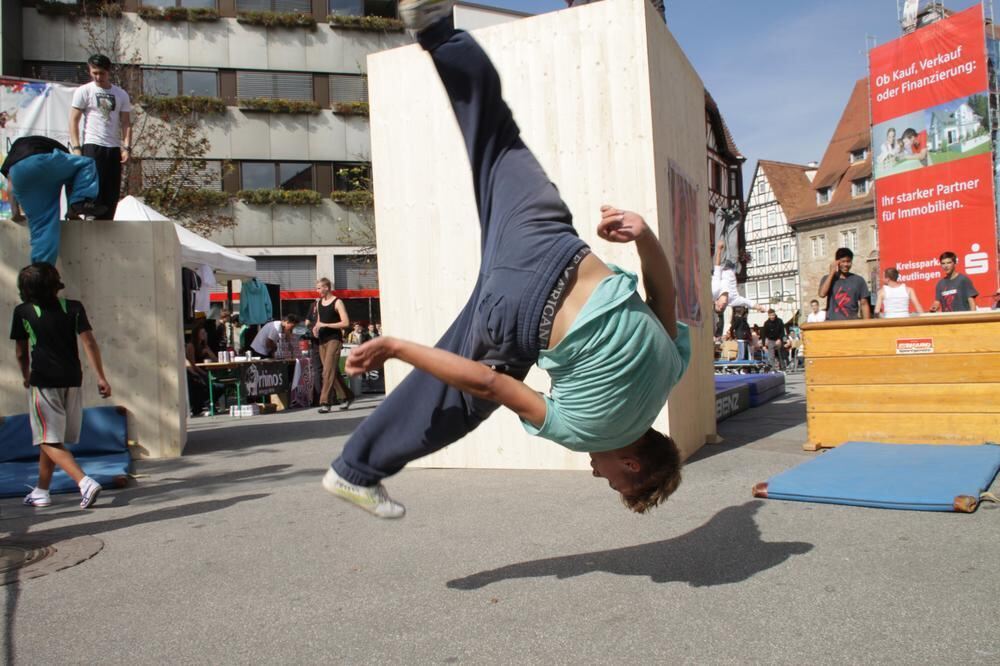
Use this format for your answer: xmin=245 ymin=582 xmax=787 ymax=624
xmin=69 ymin=54 xmax=132 ymax=219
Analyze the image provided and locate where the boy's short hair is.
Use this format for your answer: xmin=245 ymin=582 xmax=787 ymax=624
xmin=282 ymin=313 xmax=301 ymax=325
xmin=17 ymin=262 xmax=63 ymax=305
xmin=88 ymin=54 xmax=112 ymax=70
xmin=810 ymin=299 xmax=819 ymax=306
xmin=884 ymin=267 xmax=900 ymax=281
xmin=939 ymin=251 xmax=957 ymax=263
xmin=835 ymin=247 xmax=853 ymax=260
xmin=620 ymin=428 xmax=682 ymax=514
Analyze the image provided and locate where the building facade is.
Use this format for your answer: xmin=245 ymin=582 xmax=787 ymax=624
xmin=742 ymin=160 xmax=811 ymax=324
xmin=790 ymin=78 xmax=877 ymax=314
xmin=705 ymin=90 xmax=746 ymax=277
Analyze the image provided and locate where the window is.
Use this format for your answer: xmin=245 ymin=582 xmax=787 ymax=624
xmin=811 ymin=234 xmax=826 ymax=259
xmin=757 ymin=179 xmax=765 ymax=195
xmin=770 ymin=279 xmax=782 ymax=300
xmin=238 ymin=0 xmax=311 ymax=12
xmin=840 ymin=228 xmax=858 ymax=252
xmin=713 ymin=162 xmax=724 ymax=194
xmin=782 ymin=243 xmax=792 ymax=261
xmin=767 ymin=209 xmax=777 ymax=227
xmin=769 ymin=246 xmax=778 ymax=264
xmin=143 ymin=69 xmax=218 ymax=97
xmin=758 ymin=280 xmax=770 ymax=299
xmin=872 ymin=224 xmax=879 ymax=250
xmin=748 ymin=214 xmax=759 ymax=231
xmin=851 ymin=178 xmax=870 ymax=197
xmin=143 ymin=159 xmax=224 ymax=190
xmin=849 ymin=148 xmax=867 ymax=163
xmin=252 ymin=255 xmax=317 ymax=291
xmin=330 ymin=74 xmax=368 ymax=104
xmin=24 ymin=61 xmax=89 ymax=85
xmin=757 ymin=248 xmax=767 ymax=265
xmin=729 ymin=170 xmax=738 ymax=200
xmin=335 ymin=255 xmax=380 ymax=289
xmin=329 ymin=0 xmax=397 ymax=17
xmin=333 ymin=162 xmax=371 ymax=191
xmin=240 ymin=162 xmax=314 ymax=190
xmin=783 ymin=277 xmax=797 ymax=299
xmin=237 ymin=71 xmax=313 ymax=101
xmin=817 ymin=187 xmax=832 ymax=204
xmin=746 ymin=282 xmax=757 ymax=300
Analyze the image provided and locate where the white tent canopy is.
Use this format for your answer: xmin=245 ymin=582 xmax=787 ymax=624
xmin=114 ymin=196 xmax=256 ymax=280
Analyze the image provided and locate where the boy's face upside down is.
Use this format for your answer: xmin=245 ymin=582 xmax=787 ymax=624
xmin=589 ymin=449 xmax=640 ymax=496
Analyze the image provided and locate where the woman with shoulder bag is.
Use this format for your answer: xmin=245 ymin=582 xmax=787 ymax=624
xmin=307 ymin=278 xmax=355 ymax=412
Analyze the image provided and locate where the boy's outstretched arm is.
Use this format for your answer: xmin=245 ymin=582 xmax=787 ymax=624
xmin=598 ymin=206 xmax=677 ymax=339
xmin=346 ymin=337 xmax=547 ymax=427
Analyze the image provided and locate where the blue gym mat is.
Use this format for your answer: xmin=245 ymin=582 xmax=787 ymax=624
xmin=0 ymin=405 xmax=131 ymax=497
xmin=714 ymin=373 xmax=785 ymax=407
xmin=753 ymin=441 xmax=1000 ymax=512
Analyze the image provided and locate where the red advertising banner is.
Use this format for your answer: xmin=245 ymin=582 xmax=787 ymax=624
xmin=870 ymin=5 xmax=998 ymax=309
xmin=869 ymin=6 xmax=988 ymax=125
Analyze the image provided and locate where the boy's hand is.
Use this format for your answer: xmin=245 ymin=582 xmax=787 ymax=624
xmin=597 ymin=206 xmax=649 ymax=243
xmin=346 ymin=336 xmax=395 ymax=375
xmin=98 ymin=379 xmax=112 ymax=398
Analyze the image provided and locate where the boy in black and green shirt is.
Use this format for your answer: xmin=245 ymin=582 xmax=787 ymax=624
xmin=10 ymin=263 xmax=112 ymax=509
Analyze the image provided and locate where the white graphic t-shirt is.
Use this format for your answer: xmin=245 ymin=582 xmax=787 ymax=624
xmin=71 ymin=82 xmax=132 ymax=148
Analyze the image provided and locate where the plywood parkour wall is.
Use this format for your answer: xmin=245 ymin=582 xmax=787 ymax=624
xmin=0 ymin=220 xmax=188 ymax=458
xmin=369 ymin=0 xmax=716 ymax=471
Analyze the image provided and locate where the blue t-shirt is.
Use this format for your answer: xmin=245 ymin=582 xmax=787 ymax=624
xmin=521 ymin=266 xmax=691 ymax=452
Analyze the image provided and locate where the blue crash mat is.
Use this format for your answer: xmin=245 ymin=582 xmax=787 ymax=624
xmin=0 ymin=405 xmax=131 ymax=497
xmin=714 ymin=373 xmax=785 ymax=407
xmin=754 ymin=441 xmax=1000 ymax=512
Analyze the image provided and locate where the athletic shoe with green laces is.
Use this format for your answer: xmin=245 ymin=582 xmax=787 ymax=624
xmin=398 ymin=0 xmax=456 ymax=32
xmin=322 ymin=468 xmax=406 ymax=519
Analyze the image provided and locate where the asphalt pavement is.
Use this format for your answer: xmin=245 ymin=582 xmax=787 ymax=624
xmin=2 ymin=375 xmax=998 ymax=664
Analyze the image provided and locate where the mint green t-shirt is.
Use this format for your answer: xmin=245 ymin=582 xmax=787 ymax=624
xmin=520 ymin=265 xmax=691 ymax=452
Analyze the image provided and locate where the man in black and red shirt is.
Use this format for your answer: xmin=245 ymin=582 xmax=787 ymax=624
xmin=930 ymin=251 xmax=979 ymax=312
xmin=818 ymin=247 xmax=871 ymax=320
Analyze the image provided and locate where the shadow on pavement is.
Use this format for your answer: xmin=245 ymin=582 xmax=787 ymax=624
xmin=447 ymin=500 xmax=812 ymax=589
xmin=183 ymin=415 xmax=368 ymax=456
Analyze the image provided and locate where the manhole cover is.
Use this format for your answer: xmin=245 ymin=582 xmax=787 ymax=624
xmin=0 ymin=545 xmax=54 ymax=575
xmin=0 ymin=536 xmax=102 ymax=584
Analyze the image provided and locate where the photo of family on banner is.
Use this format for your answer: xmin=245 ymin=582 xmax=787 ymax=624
xmin=868 ymin=4 xmax=999 ymax=308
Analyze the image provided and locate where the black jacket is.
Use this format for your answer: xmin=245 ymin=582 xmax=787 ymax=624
xmin=1 ymin=136 xmax=68 ymax=178
xmin=762 ymin=318 xmax=785 ymax=342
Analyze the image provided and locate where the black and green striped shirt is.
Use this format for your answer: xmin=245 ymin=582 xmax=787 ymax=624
xmin=9 ymin=299 xmax=92 ymax=388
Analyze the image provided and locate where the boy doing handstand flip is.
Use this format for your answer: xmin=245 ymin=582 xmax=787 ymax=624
xmin=323 ymin=1 xmax=691 ymax=518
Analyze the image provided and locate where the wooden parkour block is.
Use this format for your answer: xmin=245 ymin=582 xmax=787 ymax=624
xmin=0 ymin=220 xmax=187 ymax=458
xmin=368 ymin=0 xmax=715 ymax=471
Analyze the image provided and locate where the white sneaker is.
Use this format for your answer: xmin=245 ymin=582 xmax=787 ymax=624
xmin=79 ymin=477 xmax=102 ymax=509
xmin=322 ymin=468 xmax=405 ymax=519
xmin=23 ymin=488 xmax=51 ymax=508
xmin=398 ymin=0 xmax=455 ymax=32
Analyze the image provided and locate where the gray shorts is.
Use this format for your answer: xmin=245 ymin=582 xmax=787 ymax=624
xmin=28 ymin=386 xmax=82 ymax=446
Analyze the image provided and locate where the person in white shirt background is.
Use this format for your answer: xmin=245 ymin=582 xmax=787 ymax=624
xmin=69 ymin=54 xmax=132 ymax=219
xmin=249 ymin=315 xmax=301 ymax=359
xmin=805 ymin=299 xmax=826 ymax=323
xmin=875 ymin=267 xmax=923 ymax=318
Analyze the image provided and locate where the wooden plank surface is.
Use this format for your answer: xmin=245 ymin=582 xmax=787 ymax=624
xmin=805 ymin=321 xmax=1000 ymax=358
xmin=807 ymin=412 xmax=1000 ymax=448
xmin=805 ymin=353 xmax=1000 ymax=385
xmin=807 ymin=384 xmax=1000 ymax=413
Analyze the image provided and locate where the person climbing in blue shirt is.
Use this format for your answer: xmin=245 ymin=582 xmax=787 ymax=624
xmin=322 ymin=2 xmax=690 ymax=519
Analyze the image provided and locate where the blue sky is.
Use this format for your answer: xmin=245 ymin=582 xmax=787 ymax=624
xmin=483 ymin=0 xmax=987 ymax=186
